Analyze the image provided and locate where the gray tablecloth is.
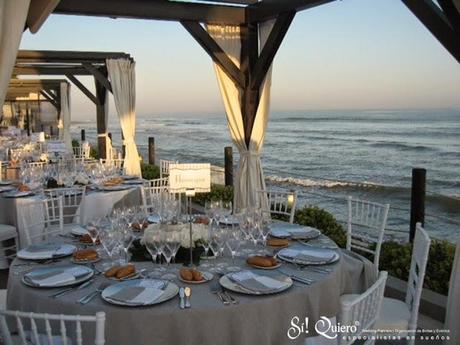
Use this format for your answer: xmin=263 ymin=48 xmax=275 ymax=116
xmin=7 ymin=242 xmax=376 ymax=345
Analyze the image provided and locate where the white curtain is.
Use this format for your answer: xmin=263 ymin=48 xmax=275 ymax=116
xmin=445 ymin=239 xmax=460 ymax=344
xmin=106 ymin=58 xmax=141 ymax=177
xmin=207 ymin=20 xmax=274 ymax=211
xmin=58 ymin=82 xmax=72 ymax=150
xmin=0 ymin=0 xmax=31 ymax=107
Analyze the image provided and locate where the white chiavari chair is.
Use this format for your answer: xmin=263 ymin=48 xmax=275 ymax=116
xmin=141 ymin=186 xmax=182 ymax=217
xmin=143 ymin=177 xmax=169 ymax=188
xmin=374 ymin=223 xmax=431 ymax=344
xmin=347 ymin=196 xmax=390 ymax=270
xmin=73 ymin=145 xmax=90 ymax=161
xmin=257 ymin=190 xmax=297 ymax=223
xmin=21 ymin=196 xmax=64 ymax=246
xmin=0 ymin=224 xmax=18 ymax=264
xmin=305 ymin=271 xmax=388 ymax=345
xmin=0 ymin=310 xmax=106 ymax=345
xmin=44 ymin=186 xmax=87 ymax=232
xmin=159 ymin=159 xmax=178 ymax=179
xmin=99 ymin=158 xmax=124 ymax=171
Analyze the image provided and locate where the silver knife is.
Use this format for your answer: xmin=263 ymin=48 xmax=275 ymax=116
xmin=49 ymin=279 xmax=94 ymax=298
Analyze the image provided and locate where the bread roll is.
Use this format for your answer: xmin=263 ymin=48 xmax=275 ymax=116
xmin=247 ymin=255 xmax=277 ymax=267
xmin=73 ymin=248 xmax=98 ymax=261
xmin=104 ymin=266 xmax=121 ymax=278
xmin=115 ymin=264 xmax=136 ymax=279
xmin=191 ymin=269 xmax=203 ymax=281
xmin=79 ymin=234 xmax=100 ymax=244
xmin=267 ymin=238 xmax=289 ymax=247
xmin=180 ymin=268 xmax=194 ymax=281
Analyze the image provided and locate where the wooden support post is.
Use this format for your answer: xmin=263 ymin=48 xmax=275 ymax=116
xmin=50 ymin=126 xmax=53 ymax=136
xmin=26 ymin=108 xmax=31 ymax=136
xmin=81 ymin=129 xmax=86 ymax=141
xmin=148 ymin=137 xmax=155 ymax=165
xmin=108 ymin=132 xmax=112 ymax=141
xmin=95 ymin=75 xmax=108 ymax=159
xmin=410 ymin=168 xmax=426 ymax=242
xmin=224 ymin=146 xmax=233 ymax=186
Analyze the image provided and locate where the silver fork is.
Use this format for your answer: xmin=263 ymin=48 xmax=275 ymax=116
xmin=210 ymin=281 xmax=229 ymax=305
xmin=77 ymin=282 xmax=110 ymax=305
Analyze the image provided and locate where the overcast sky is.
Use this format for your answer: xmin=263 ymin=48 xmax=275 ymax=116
xmin=19 ymin=0 xmax=460 ymax=120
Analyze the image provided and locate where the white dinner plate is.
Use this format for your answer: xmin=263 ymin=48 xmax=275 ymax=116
xmin=98 ymin=185 xmax=132 ymax=192
xmin=102 ymin=279 xmax=179 ymax=306
xmin=220 ymin=270 xmax=292 ymax=295
xmin=0 ymin=181 xmax=13 ymax=186
xmin=147 ymin=215 xmax=161 ymax=224
xmin=3 ymin=191 xmax=34 ymax=198
xmin=0 ymin=186 xmax=15 ymax=193
xmin=17 ymin=244 xmax=76 ymax=260
xmin=123 ymin=180 xmax=144 ymax=185
xmin=219 ymin=216 xmax=239 ymax=226
xmin=70 ymin=226 xmax=89 ymax=236
xmin=277 ymin=247 xmax=340 ymax=266
xmin=22 ymin=265 xmax=93 ymax=288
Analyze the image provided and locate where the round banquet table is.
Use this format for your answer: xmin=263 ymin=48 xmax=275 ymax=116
xmin=6 ymin=238 xmax=377 ymax=345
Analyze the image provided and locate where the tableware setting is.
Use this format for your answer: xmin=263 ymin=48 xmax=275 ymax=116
xmin=246 ymin=255 xmax=281 ymax=270
xmin=219 ymin=270 xmax=292 ymax=295
xmin=17 ymin=244 xmax=76 ymax=261
xmin=22 ymin=264 xmax=94 ymax=288
xmin=269 ymin=222 xmax=321 ymax=240
xmin=276 ymin=246 xmax=340 ymax=265
xmin=178 ymin=268 xmax=213 ymax=284
xmin=101 ymin=279 xmax=179 ymax=307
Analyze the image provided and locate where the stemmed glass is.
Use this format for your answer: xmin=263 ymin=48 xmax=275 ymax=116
xmin=87 ymin=218 xmax=101 ymax=246
xmin=161 ymin=228 xmax=181 ymax=279
xmin=226 ymin=225 xmax=242 ymax=270
xmin=221 ymin=201 xmax=233 ymax=225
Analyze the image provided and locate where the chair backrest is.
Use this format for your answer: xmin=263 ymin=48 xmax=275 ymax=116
xmin=159 ymin=159 xmax=178 ymax=178
xmin=143 ymin=177 xmax=169 ymax=188
xmin=347 ymin=196 xmax=390 ymax=269
xmin=99 ymin=158 xmax=124 ymax=170
xmin=405 ymin=223 xmax=431 ymax=331
xmin=338 ymin=271 xmax=388 ymax=345
xmin=44 ymin=186 xmax=86 ymax=225
xmin=0 ymin=309 xmax=105 ymax=345
xmin=21 ymin=196 xmax=64 ymax=246
xmin=25 ymin=161 xmax=46 ymax=169
xmin=141 ymin=186 xmax=182 ymax=216
xmin=257 ymin=190 xmax=297 ymax=223
xmin=73 ymin=146 xmax=90 ymax=160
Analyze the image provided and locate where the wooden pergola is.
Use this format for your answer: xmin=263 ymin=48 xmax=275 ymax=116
xmin=3 ymin=79 xmax=70 ymax=135
xmin=12 ymin=50 xmax=134 ymax=158
xmin=45 ymin=0 xmax=459 ymax=150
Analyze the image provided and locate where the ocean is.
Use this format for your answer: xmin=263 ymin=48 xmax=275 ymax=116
xmin=71 ymin=109 xmax=460 ymax=242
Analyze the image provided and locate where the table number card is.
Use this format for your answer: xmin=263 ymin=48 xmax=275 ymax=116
xmin=169 ymin=163 xmax=211 ymax=194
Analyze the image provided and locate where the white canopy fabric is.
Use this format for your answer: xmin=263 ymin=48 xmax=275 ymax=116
xmin=0 ymin=0 xmax=30 ymax=108
xmin=58 ymin=82 xmax=72 ymax=150
xmin=445 ymin=239 xmax=460 ymax=344
xmin=207 ymin=21 xmax=274 ymax=212
xmin=106 ymin=58 xmax=141 ymax=177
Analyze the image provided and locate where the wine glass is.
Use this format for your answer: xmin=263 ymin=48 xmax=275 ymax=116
xmin=87 ymin=218 xmax=101 ymax=246
xmin=221 ymin=201 xmax=233 ymax=225
xmin=143 ymin=232 xmax=160 ymax=265
xmin=226 ymin=225 xmax=242 ymax=269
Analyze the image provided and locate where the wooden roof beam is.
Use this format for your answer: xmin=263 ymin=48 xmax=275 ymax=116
xmin=182 ymin=21 xmax=246 ymax=88
xmin=54 ymin=0 xmax=246 ymax=25
xmin=66 ymin=74 xmax=99 ymax=105
xmin=40 ymin=90 xmax=60 ymax=110
xmin=83 ymin=63 xmax=113 ymax=93
xmin=16 ymin=50 xmax=132 ymax=63
xmin=402 ymin=0 xmax=460 ymax=63
xmin=247 ymin=0 xmax=334 ymax=23
xmin=13 ymin=67 xmax=93 ymax=76
xmin=438 ymin=0 xmax=460 ymax=32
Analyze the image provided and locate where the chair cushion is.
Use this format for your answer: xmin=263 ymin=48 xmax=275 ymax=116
xmin=0 ymin=224 xmax=17 ymax=241
xmin=374 ymin=297 xmax=411 ymax=332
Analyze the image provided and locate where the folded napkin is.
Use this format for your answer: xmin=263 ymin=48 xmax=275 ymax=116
xmin=107 ymin=281 xmax=164 ymax=304
xmin=280 ymin=248 xmax=335 ymax=263
xmin=21 ymin=244 xmax=70 ymax=260
xmin=229 ymin=271 xmax=285 ymax=293
xmin=25 ymin=266 xmax=89 ymax=287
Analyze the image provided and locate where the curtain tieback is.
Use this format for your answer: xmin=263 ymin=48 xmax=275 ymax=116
xmin=97 ymin=133 xmax=108 ymax=137
xmin=240 ymin=151 xmax=260 ymax=158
